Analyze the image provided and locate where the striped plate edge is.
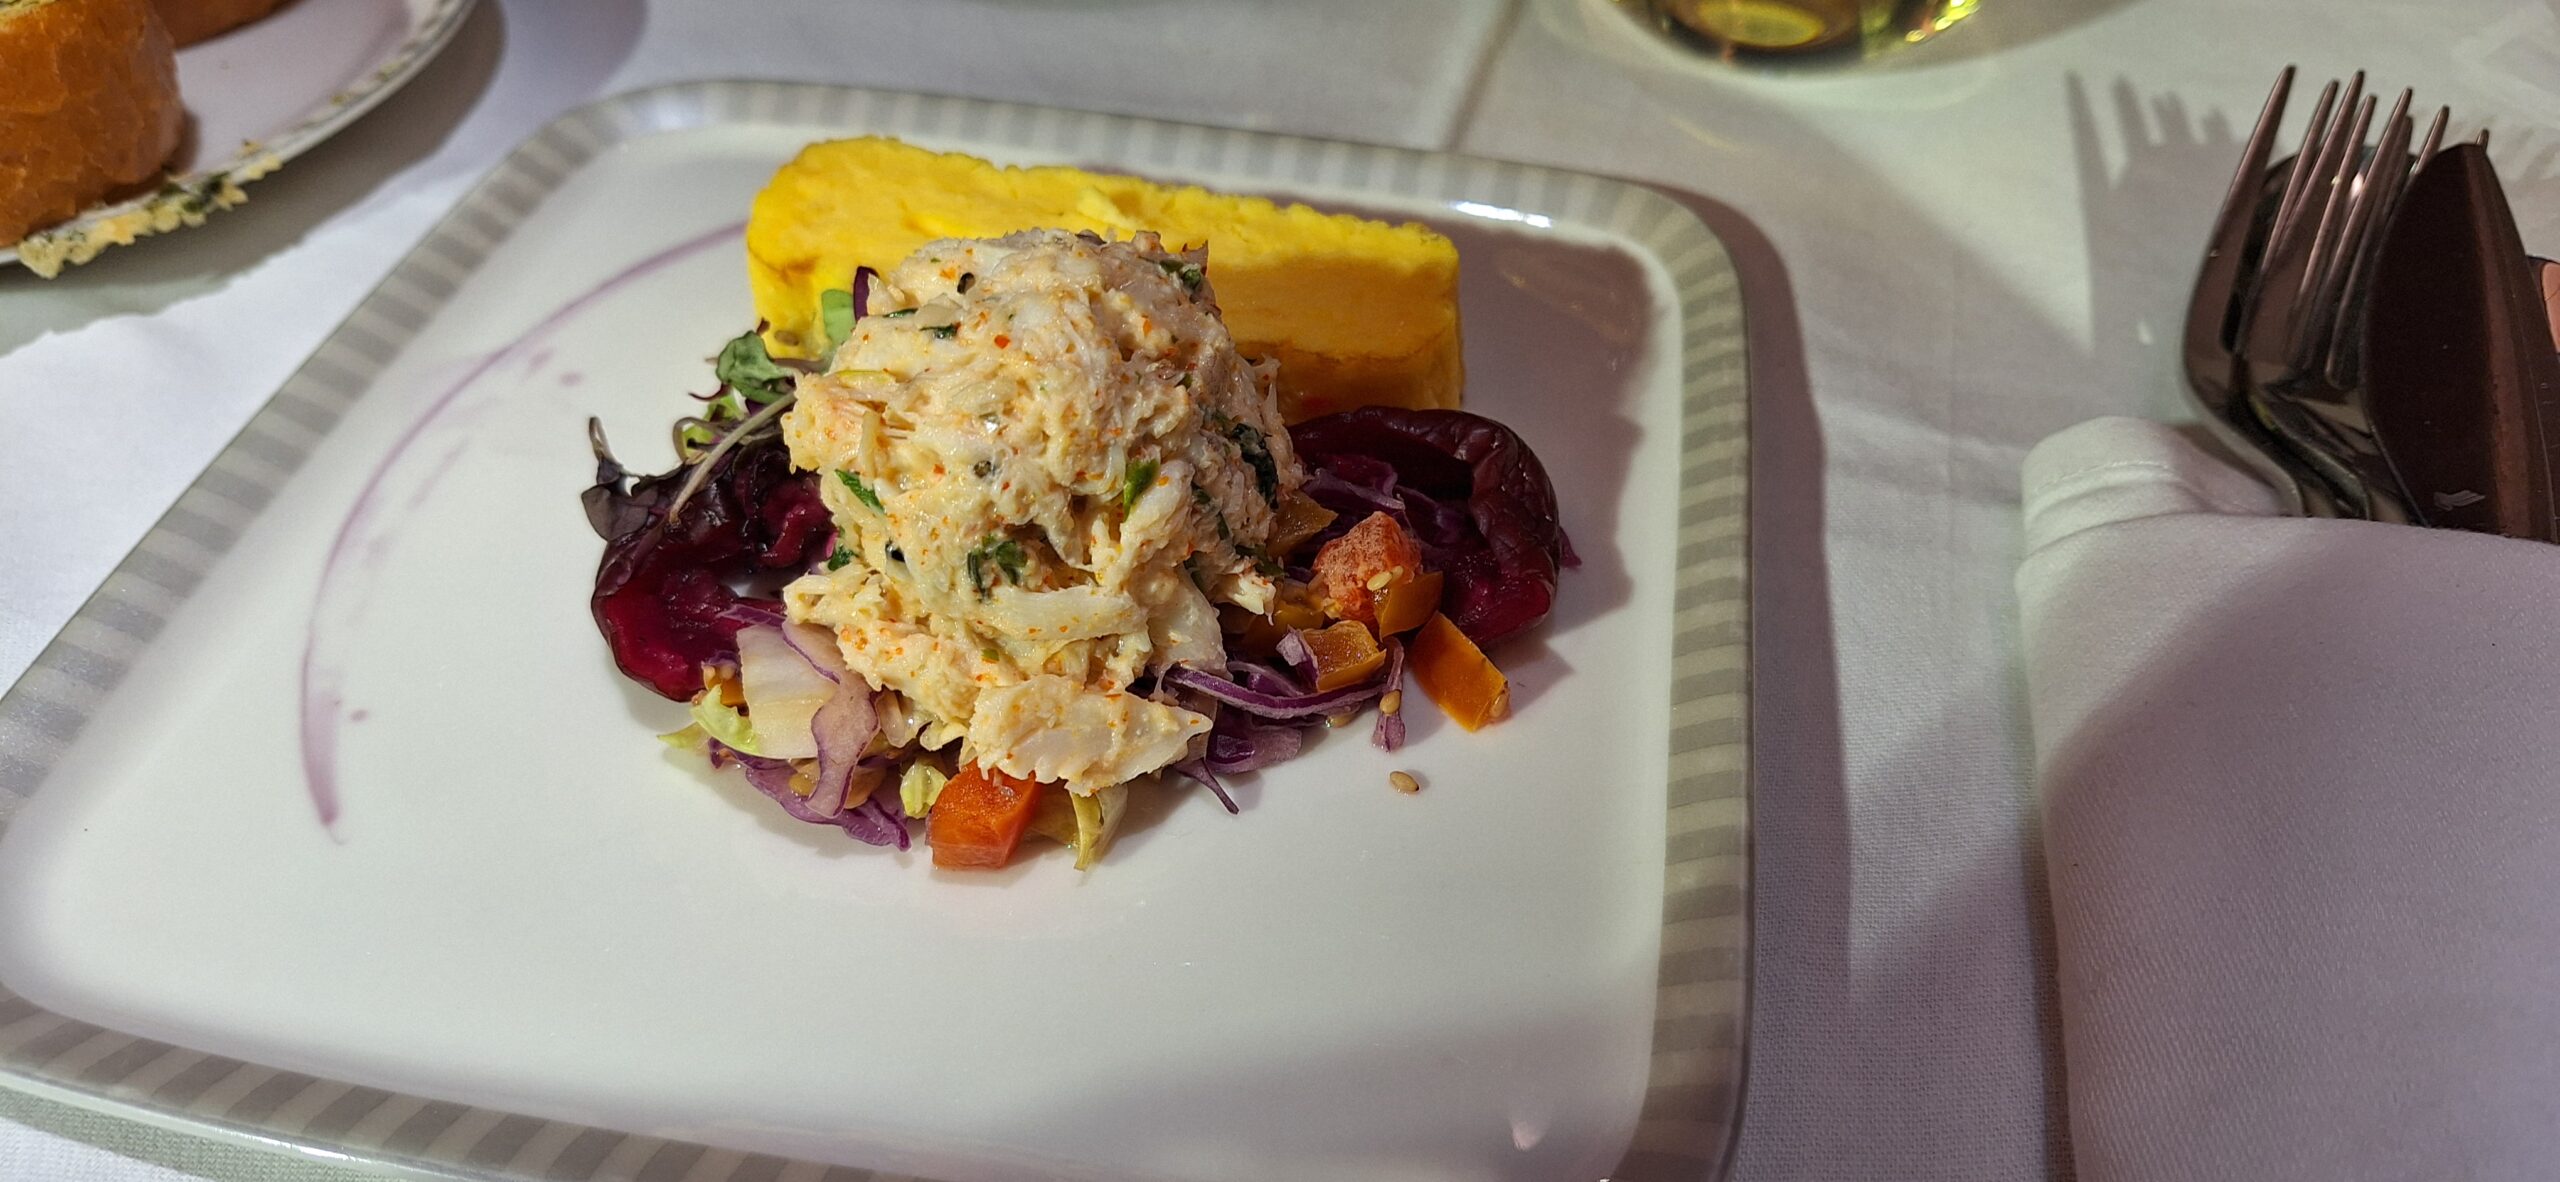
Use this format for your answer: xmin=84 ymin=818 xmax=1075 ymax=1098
xmin=0 ymin=80 xmax=1751 ymax=1182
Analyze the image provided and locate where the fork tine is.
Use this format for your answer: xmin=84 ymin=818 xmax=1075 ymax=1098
xmin=2199 ymin=67 xmax=2295 ymax=351
xmin=2321 ymin=93 xmax=2416 ymax=381
xmin=2268 ymin=77 xmax=2342 ymax=250
xmin=2328 ymin=100 xmax=2440 ymax=388
xmin=2294 ymin=71 xmax=2369 ymax=247
xmin=2242 ymin=75 xmax=2346 ymax=351
xmin=2289 ymin=89 xmax=2377 ymax=352
xmin=2416 ymin=105 xmax=2449 ymax=165
xmin=2211 ymin=66 xmax=2294 ymax=240
xmin=2343 ymin=91 xmax=2415 ymax=267
xmin=2303 ymin=89 xmax=2375 ymax=270
xmin=2247 ymin=74 xmax=2365 ymax=359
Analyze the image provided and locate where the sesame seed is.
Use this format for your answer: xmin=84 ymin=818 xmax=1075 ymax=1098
xmin=1380 ymin=690 xmax=1402 ymax=715
xmin=1365 ymin=571 xmax=1393 ymax=591
xmin=1389 ymin=771 xmax=1420 ymax=794
xmin=1326 ymin=711 xmax=1356 ymax=728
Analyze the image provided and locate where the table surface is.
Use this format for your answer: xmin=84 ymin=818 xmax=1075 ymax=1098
xmin=6 ymin=1 xmax=2558 ymax=1178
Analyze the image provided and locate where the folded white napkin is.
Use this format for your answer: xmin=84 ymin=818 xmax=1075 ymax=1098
xmin=2018 ymin=417 xmax=2560 ymax=1182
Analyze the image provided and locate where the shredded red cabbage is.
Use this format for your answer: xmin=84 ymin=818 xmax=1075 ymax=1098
xmin=1168 ymin=758 xmax=1239 ymax=814
xmin=720 ymin=600 xmax=790 ymax=631
xmin=806 ymin=681 xmax=879 ymax=816
xmin=1289 ymin=407 xmax=1569 ymax=646
xmin=1370 ymin=638 xmax=1408 ymax=752
xmin=1272 ymin=629 xmax=1316 ymax=684
xmin=848 ymin=266 xmax=877 ymax=329
xmin=716 ymin=741 xmax=911 ymax=848
xmin=1224 ymin=659 xmax=1308 ymax=699
xmin=1207 ymin=708 xmax=1306 ymax=774
xmin=1161 ymin=663 xmax=1392 ymax=718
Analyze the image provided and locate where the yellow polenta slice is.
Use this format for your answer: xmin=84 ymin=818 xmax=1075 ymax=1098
xmin=746 ymin=136 xmax=1462 ymax=421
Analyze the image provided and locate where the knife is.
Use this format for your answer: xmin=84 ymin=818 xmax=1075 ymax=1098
xmin=2363 ymin=143 xmax=2560 ymax=542
xmin=2539 ymin=256 xmax=2560 ymax=358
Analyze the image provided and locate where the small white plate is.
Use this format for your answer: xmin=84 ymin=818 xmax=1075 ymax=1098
xmin=0 ymin=84 xmax=1749 ymax=1182
xmin=0 ymin=0 xmax=476 ymax=275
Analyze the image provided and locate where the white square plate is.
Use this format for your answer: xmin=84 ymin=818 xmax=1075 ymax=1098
xmin=0 ymin=84 xmax=1748 ymax=1182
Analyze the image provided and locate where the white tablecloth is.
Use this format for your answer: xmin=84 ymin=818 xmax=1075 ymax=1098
xmin=6 ymin=0 xmax=2558 ymax=1177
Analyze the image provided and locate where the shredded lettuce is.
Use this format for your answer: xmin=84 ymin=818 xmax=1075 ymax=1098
xmin=819 ymin=288 xmax=855 ymax=355
xmin=899 ymin=762 xmax=948 ymax=819
xmin=1025 ymin=789 xmax=1077 ymax=848
xmin=1071 ymin=784 xmax=1127 ymax=871
xmin=658 ymin=722 xmax=711 ymax=752
xmin=685 ymin=695 xmax=761 ymax=756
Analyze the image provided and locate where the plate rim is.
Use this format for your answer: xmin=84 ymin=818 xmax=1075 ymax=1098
xmin=0 ymin=80 xmax=1752 ymax=1182
xmin=0 ymin=0 xmax=482 ymax=273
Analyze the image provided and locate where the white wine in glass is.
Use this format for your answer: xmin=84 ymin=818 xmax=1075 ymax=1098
xmin=1645 ymin=0 xmax=1979 ymax=60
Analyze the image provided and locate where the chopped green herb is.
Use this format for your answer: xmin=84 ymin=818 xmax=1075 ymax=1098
xmin=927 ymin=324 xmax=959 ymax=340
xmin=966 ymin=536 xmax=1027 ymax=597
xmin=1119 ymin=459 xmax=1160 ymax=513
xmin=166 ymin=174 xmax=224 ymax=218
xmin=835 ymin=469 xmax=883 ymax=511
xmin=883 ymin=308 xmax=919 ymax=318
xmin=819 ymin=288 xmax=855 ymax=354
xmin=1220 ymin=419 xmax=1280 ymax=501
xmin=715 ymin=330 xmax=795 ymax=404
xmin=1192 ymin=484 xmax=1234 ymax=541
xmin=826 ymin=546 xmax=855 ymax=571
xmin=1156 ymin=257 xmax=1205 ymax=291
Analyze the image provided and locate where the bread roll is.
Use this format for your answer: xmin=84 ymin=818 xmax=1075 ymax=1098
xmin=0 ymin=0 xmax=185 ymax=247
xmin=149 ymin=0 xmax=284 ymax=46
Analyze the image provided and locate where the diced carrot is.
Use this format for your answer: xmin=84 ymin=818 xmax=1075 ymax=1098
xmin=1312 ymin=512 xmax=1423 ymax=628
xmin=1410 ymin=612 xmax=1509 ymax=731
xmin=1303 ymin=619 xmax=1386 ymax=691
xmin=1374 ymin=569 xmax=1443 ymax=637
xmin=929 ymin=765 xmax=1046 ymax=869
xmin=1269 ymin=489 xmax=1340 ymax=556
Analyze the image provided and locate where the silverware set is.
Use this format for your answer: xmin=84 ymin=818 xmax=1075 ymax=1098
xmin=2185 ymin=67 xmax=2560 ymax=541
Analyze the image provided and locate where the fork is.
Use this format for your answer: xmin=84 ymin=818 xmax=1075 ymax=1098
xmin=2228 ymin=70 xmax=2451 ymax=524
xmin=2183 ymin=66 xmax=2332 ymax=517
